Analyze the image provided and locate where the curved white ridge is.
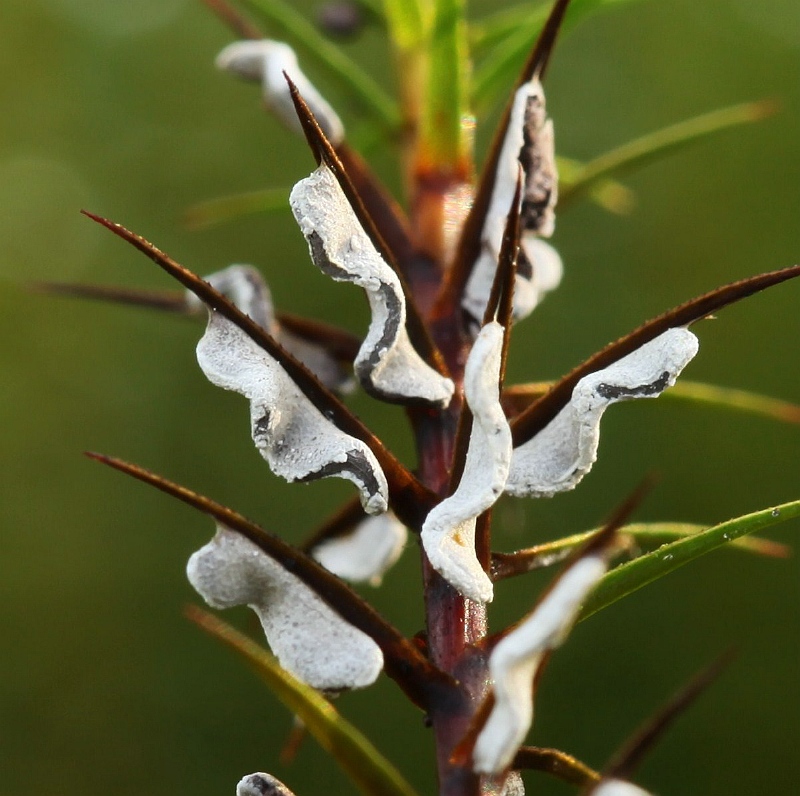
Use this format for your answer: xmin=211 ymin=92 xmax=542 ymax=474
xmin=590 ymin=780 xmax=655 ymax=796
xmin=188 ymin=526 xmax=384 ymax=691
xmin=196 ymin=311 xmax=389 ymax=514
xmin=290 ymin=164 xmax=455 ymax=407
xmin=186 ymin=264 xmax=352 ymax=392
xmin=506 ymin=328 xmax=699 ymax=498
xmin=421 ymin=322 xmax=511 ymax=603
xmin=473 ymin=551 xmax=609 ymax=774
xmin=311 ymin=511 xmax=407 ymax=586
xmin=464 ymin=78 xmax=560 ymax=324
xmin=237 ymin=773 xmax=296 ymax=796
xmin=216 ymin=40 xmax=344 ymax=145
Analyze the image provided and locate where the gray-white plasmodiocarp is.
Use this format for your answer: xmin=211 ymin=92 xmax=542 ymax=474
xmin=196 ymin=311 xmax=389 ymax=514
xmin=188 ymin=525 xmax=384 ymax=691
xmin=290 ymin=163 xmax=455 ymax=406
xmin=464 ymin=77 xmax=561 ymax=324
xmin=186 ymin=265 xmax=352 ymax=392
xmin=236 ymin=773 xmax=297 ymax=796
xmin=311 ymin=511 xmax=407 ymax=586
xmin=421 ymin=321 xmax=511 ymax=604
xmin=473 ymin=548 xmax=611 ymax=774
xmin=506 ymin=328 xmax=699 ymax=498
xmin=216 ymin=40 xmax=344 ymax=145
xmin=588 ymin=781 xmax=655 ymax=796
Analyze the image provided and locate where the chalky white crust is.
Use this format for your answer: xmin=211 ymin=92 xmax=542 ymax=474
xmin=590 ymin=780 xmax=654 ymax=796
xmin=506 ymin=328 xmax=699 ymax=498
xmin=196 ymin=311 xmax=389 ymax=514
xmin=187 ymin=265 xmax=352 ymax=391
xmin=290 ymin=164 xmax=455 ymax=406
xmin=237 ymin=773 xmax=297 ymax=796
xmin=311 ymin=511 xmax=407 ymax=586
xmin=188 ymin=526 xmax=384 ymax=691
xmin=464 ymin=78 xmax=560 ymax=324
xmin=217 ymin=40 xmax=344 ymax=145
xmin=421 ymin=322 xmax=511 ymax=603
xmin=473 ymin=552 xmax=609 ymax=773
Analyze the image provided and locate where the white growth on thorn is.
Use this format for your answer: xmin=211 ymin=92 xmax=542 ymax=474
xmin=473 ymin=548 xmax=611 ymax=773
xmin=421 ymin=321 xmax=511 ymax=603
xmin=311 ymin=511 xmax=407 ymax=586
xmin=196 ymin=311 xmax=389 ymax=513
xmin=186 ymin=265 xmax=352 ymax=392
xmin=216 ymin=40 xmax=345 ymax=145
xmin=237 ymin=772 xmax=297 ymax=796
xmin=506 ymin=328 xmax=699 ymax=498
xmin=188 ymin=525 xmax=384 ymax=691
xmin=464 ymin=78 xmax=560 ymax=324
xmin=290 ymin=163 xmax=455 ymax=407
xmin=589 ymin=780 xmax=655 ymax=796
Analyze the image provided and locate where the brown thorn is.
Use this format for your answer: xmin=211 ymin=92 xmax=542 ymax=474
xmin=605 ymin=648 xmax=737 ymax=781
xmin=86 ymin=452 xmax=455 ymax=708
xmin=200 ymin=0 xmax=263 ymax=40
xmin=33 ymin=281 xmax=190 ymax=314
xmin=38 ymin=278 xmax=362 ymax=365
xmin=512 ymin=746 xmax=601 ymax=787
xmin=284 ymin=75 xmax=451 ymax=381
xmin=82 ymin=211 xmax=436 ymax=529
xmin=511 ymin=264 xmax=800 ymax=447
xmin=299 ymin=496 xmax=366 ymax=552
xmin=276 ymin=312 xmax=362 ymax=363
xmin=489 ymin=476 xmax=655 ymax=648
xmin=436 ymin=0 xmax=573 ymax=320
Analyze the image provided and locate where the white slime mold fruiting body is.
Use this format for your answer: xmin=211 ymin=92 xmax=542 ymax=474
xmin=196 ymin=311 xmax=389 ymax=514
xmin=421 ymin=322 xmax=512 ymax=603
xmin=311 ymin=511 xmax=407 ymax=586
xmin=589 ymin=780 xmax=655 ymax=796
xmin=187 ymin=525 xmax=384 ymax=691
xmin=290 ymin=164 xmax=455 ymax=407
xmin=216 ymin=40 xmax=345 ymax=145
xmin=473 ymin=551 xmax=610 ymax=774
xmin=237 ymin=772 xmax=296 ymax=796
xmin=186 ymin=265 xmax=352 ymax=391
xmin=506 ymin=328 xmax=699 ymax=498
xmin=464 ymin=78 xmax=561 ymax=324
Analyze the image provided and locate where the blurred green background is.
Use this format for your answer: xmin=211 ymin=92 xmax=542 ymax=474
xmin=1 ymin=0 xmax=799 ymax=794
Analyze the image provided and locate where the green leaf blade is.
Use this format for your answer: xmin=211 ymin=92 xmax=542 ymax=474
xmin=559 ymin=101 xmax=777 ymax=208
xmin=183 ymin=187 xmax=291 ymax=230
xmin=188 ymin=606 xmax=420 ymax=796
xmin=580 ymin=500 xmax=800 ymax=622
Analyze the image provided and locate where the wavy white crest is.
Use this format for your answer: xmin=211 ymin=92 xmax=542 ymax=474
xmin=421 ymin=322 xmax=511 ymax=603
xmin=186 ymin=265 xmax=352 ymax=391
xmin=188 ymin=525 xmax=383 ymax=691
xmin=506 ymin=328 xmax=699 ymax=498
xmin=217 ymin=40 xmax=344 ymax=145
xmin=237 ymin=773 xmax=297 ymax=796
xmin=311 ymin=511 xmax=407 ymax=586
xmin=196 ymin=311 xmax=388 ymax=514
xmin=290 ymin=164 xmax=455 ymax=407
xmin=473 ymin=550 xmax=610 ymax=773
xmin=464 ymin=77 xmax=560 ymax=324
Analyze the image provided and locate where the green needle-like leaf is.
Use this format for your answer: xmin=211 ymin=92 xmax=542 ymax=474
xmin=470 ymin=0 xmax=640 ymax=55
xmin=188 ymin=606 xmax=420 ymax=796
xmin=491 ymin=522 xmax=788 ymax=580
xmin=421 ymin=0 xmax=471 ymax=170
xmin=472 ymin=0 xmax=643 ymax=108
xmin=579 ymin=500 xmax=800 ymax=621
xmin=558 ymin=156 xmax=636 ymax=214
xmin=183 ymin=187 xmax=290 ymax=230
xmin=237 ymin=0 xmax=400 ymax=129
xmin=382 ymin=0 xmax=428 ymax=49
xmin=559 ymin=101 xmax=776 ymax=208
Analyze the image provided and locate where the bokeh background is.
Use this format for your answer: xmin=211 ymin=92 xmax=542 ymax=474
xmin=1 ymin=0 xmax=799 ymax=794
